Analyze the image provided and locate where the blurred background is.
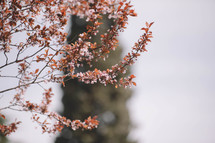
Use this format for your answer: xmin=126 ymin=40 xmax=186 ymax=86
xmin=55 ymin=14 xmax=135 ymax=143
xmin=1 ymin=0 xmax=215 ymax=143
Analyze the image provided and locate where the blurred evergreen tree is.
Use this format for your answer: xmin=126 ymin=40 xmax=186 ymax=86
xmin=0 ymin=119 xmax=8 ymax=143
xmin=55 ymin=15 xmax=135 ymax=143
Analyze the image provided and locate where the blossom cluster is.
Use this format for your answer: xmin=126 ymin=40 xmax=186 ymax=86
xmin=0 ymin=0 xmax=153 ymax=135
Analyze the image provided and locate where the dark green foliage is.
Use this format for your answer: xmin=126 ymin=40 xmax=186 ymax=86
xmin=0 ymin=119 xmax=8 ymax=143
xmin=55 ymin=15 xmax=135 ymax=143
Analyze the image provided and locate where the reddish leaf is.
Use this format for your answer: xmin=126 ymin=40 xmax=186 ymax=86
xmin=130 ymin=74 xmax=136 ymax=78
xmin=0 ymin=113 xmax=5 ymax=119
xmin=35 ymin=69 xmax=39 ymax=74
xmin=146 ymin=22 xmax=149 ymax=27
xmin=149 ymin=22 xmax=154 ymax=27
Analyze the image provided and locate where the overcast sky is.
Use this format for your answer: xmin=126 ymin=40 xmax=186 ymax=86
xmin=122 ymin=0 xmax=215 ymax=143
xmin=1 ymin=0 xmax=215 ymax=143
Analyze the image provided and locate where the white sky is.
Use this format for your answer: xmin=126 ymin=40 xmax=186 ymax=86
xmin=1 ymin=0 xmax=215 ymax=143
xmin=122 ymin=0 xmax=215 ymax=143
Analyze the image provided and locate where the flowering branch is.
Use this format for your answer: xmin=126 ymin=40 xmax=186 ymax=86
xmin=0 ymin=0 xmax=153 ymax=136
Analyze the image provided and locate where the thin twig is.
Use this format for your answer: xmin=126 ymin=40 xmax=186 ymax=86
xmin=32 ymin=51 xmax=58 ymax=83
xmin=0 ymin=80 xmax=45 ymax=94
xmin=0 ymin=46 xmax=46 ymax=69
xmin=3 ymin=51 xmax=8 ymax=65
